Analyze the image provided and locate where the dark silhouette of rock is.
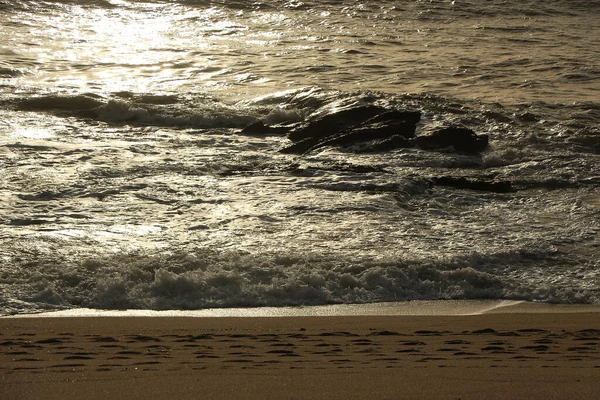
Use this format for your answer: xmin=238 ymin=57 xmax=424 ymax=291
xmin=239 ymin=102 xmax=491 ymax=156
xmin=415 ymin=127 xmax=489 ymax=154
xmin=279 ymin=137 xmax=322 ymax=154
xmin=240 ymin=121 xmax=289 ymax=135
xmin=356 ymin=109 xmax=422 ymax=126
xmin=431 ymin=177 xmax=512 ymax=193
xmin=286 ymin=107 xmax=422 ymax=144
xmin=319 ymin=120 xmax=415 ymax=146
xmin=277 ymin=105 xmax=421 ymax=154
xmin=281 ymin=119 xmax=418 ymax=154
xmin=287 ymin=104 xmax=386 ymax=142
xmin=356 ymin=135 xmax=413 ymax=153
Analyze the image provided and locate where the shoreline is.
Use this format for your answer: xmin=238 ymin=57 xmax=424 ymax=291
xmin=4 ymin=300 xmax=600 ymax=319
xmin=2 ymin=303 xmax=599 ymax=399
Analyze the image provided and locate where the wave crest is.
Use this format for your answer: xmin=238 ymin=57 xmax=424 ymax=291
xmin=2 ymin=247 xmax=597 ymax=315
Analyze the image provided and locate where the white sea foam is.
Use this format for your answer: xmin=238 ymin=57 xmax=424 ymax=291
xmin=5 ymin=300 xmax=544 ymax=318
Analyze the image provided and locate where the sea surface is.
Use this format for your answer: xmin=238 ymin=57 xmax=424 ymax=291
xmin=1 ymin=0 xmax=599 ymax=315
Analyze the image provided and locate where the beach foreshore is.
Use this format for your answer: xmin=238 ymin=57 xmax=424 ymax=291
xmin=1 ymin=302 xmax=599 ymax=400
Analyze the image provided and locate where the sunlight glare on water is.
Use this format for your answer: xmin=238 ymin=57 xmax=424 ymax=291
xmin=19 ymin=2 xmax=212 ymax=93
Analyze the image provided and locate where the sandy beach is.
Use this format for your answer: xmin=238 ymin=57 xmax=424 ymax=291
xmin=1 ymin=302 xmax=599 ymax=400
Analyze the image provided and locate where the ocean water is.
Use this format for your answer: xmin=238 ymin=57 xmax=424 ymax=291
xmin=0 ymin=0 xmax=599 ymax=315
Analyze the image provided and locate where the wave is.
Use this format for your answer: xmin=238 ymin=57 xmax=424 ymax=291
xmin=6 ymin=88 xmax=600 ymax=159
xmin=2 ymin=87 xmax=599 ymax=316
xmin=1 ymin=245 xmax=597 ymax=315
xmin=11 ymin=93 xmax=263 ymax=128
xmin=1 ymin=88 xmax=494 ymax=129
xmin=8 ymin=89 xmax=382 ymax=129
xmin=0 ymin=67 xmax=27 ymax=77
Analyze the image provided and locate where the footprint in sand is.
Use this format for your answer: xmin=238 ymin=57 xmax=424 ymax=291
xmin=287 ymin=334 xmax=309 ymax=339
xmin=319 ymin=332 xmax=359 ymax=337
xmin=520 ymin=345 xmax=550 ymax=351
xmin=517 ymin=329 xmax=550 ymax=334
xmin=481 ymin=346 xmax=508 ymax=353
xmin=36 ymin=338 xmax=68 ymax=344
xmin=533 ymin=339 xmax=556 ymax=344
xmin=267 ymin=350 xmax=299 ymax=357
xmin=416 ymin=357 xmax=447 ymax=362
xmin=414 ymin=330 xmax=449 ymax=336
xmin=350 ymin=339 xmax=375 ymax=346
xmin=127 ymin=335 xmax=162 ymax=343
xmin=567 ymin=346 xmax=595 ymax=352
xmin=131 ymin=361 xmax=161 ymax=366
xmin=90 ymin=336 xmax=119 ymax=343
xmin=471 ymin=328 xmax=498 ymax=334
xmin=398 ymin=340 xmax=425 ymax=346
xmin=368 ymin=331 xmax=402 ymax=336
xmin=269 ymin=342 xmax=295 ymax=347
xmin=444 ymin=340 xmax=471 ymax=345
xmin=63 ymin=355 xmax=95 ymax=360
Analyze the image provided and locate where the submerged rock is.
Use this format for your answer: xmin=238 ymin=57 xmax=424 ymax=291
xmin=415 ymin=127 xmax=489 ymax=154
xmin=315 ymin=120 xmax=415 ymax=148
xmin=287 ymin=107 xmax=422 ymax=143
xmin=278 ymin=104 xmax=421 ymax=154
xmin=280 ymin=119 xmax=417 ymax=154
xmin=356 ymin=135 xmax=413 ymax=153
xmin=240 ymin=102 xmax=490 ymax=156
xmin=431 ymin=176 xmax=512 ymax=193
xmin=240 ymin=121 xmax=290 ymax=135
xmin=287 ymin=104 xmax=387 ymax=142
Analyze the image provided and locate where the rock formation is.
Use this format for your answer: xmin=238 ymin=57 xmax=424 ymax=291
xmin=240 ymin=103 xmax=490 ymax=156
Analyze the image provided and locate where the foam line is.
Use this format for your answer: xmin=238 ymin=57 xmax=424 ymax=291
xmin=7 ymin=300 xmax=600 ymax=319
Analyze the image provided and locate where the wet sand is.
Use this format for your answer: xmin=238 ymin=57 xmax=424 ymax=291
xmin=1 ymin=303 xmax=599 ymax=400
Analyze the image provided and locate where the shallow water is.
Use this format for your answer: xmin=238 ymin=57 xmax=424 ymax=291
xmin=1 ymin=0 xmax=599 ymax=315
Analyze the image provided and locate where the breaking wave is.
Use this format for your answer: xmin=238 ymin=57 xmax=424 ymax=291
xmin=2 ymin=246 xmax=598 ymax=315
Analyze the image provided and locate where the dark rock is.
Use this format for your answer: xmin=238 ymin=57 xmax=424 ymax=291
xmin=9 ymin=218 xmax=53 ymax=226
xmin=336 ymin=119 xmax=417 ymax=141
xmin=287 ymin=104 xmax=386 ymax=142
xmin=286 ymin=162 xmax=388 ymax=176
xmin=296 ymin=120 xmax=417 ymax=154
xmin=325 ymin=120 xmax=414 ymax=145
xmin=517 ymin=112 xmax=539 ymax=122
xmin=356 ymin=135 xmax=413 ymax=153
xmin=240 ymin=121 xmax=288 ymax=136
xmin=279 ymin=107 xmax=420 ymax=154
xmin=432 ymin=177 xmax=513 ymax=193
xmin=260 ymin=101 xmax=492 ymax=157
xmin=240 ymin=121 xmax=270 ymax=135
xmin=415 ymin=127 xmax=489 ymax=154
xmin=483 ymin=110 xmax=512 ymax=123
xmin=362 ymin=109 xmax=422 ymax=125
xmin=279 ymin=137 xmax=323 ymax=154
